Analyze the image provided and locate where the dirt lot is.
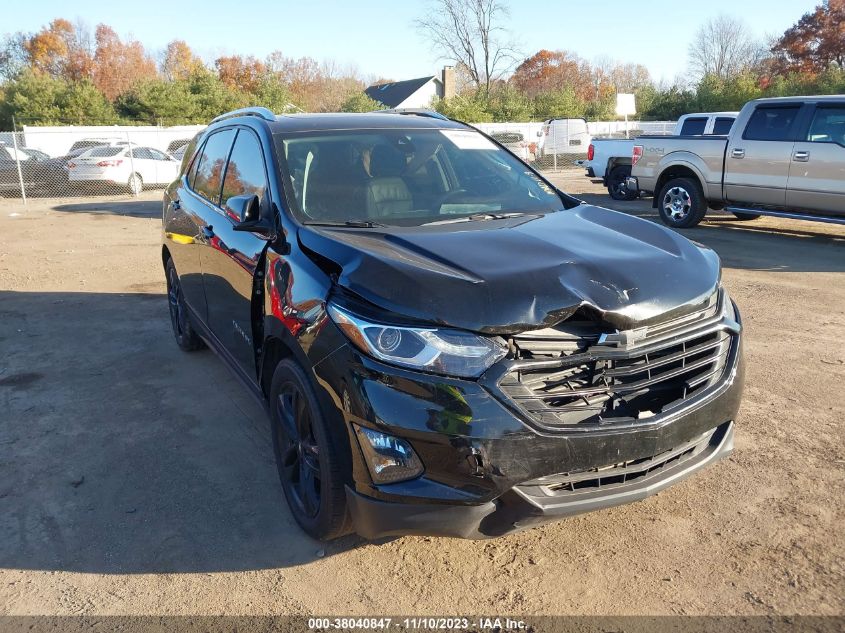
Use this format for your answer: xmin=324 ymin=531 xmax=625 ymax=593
xmin=0 ymin=171 xmax=843 ymax=617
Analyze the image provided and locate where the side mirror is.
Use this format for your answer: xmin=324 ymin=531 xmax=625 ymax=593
xmin=228 ymin=194 xmax=276 ymax=239
xmin=226 ymin=194 xmax=260 ymax=224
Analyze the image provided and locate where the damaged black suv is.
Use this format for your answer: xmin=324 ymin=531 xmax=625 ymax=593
xmin=162 ymin=107 xmax=744 ymax=540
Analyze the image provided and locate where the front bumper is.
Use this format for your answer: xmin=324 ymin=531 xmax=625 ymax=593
xmin=347 ymin=421 xmax=734 ymax=539
xmin=312 ymin=309 xmax=744 ymax=539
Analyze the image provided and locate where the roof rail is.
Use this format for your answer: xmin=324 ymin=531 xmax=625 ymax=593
xmin=373 ymin=108 xmax=450 ymax=121
xmin=211 ymin=107 xmax=277 ymax=124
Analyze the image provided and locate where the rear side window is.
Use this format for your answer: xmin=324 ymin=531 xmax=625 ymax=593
xmin=807 ymin=105 xmax=845 ymax=145
xmin=191 ymin=129 xmax=236 ymax=206
xmin=743 ymin=106 xmax=801 ymax=141
xmin=221 ymin=129 xmax=269 ymax=209
xmin=680 ymin=117 xmax=707 ymax=135
xmin=712 ymin=117 xmax=735 ymax=135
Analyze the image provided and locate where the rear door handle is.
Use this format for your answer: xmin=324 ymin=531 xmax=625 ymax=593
xmin=793 ymin=150 xmax=810 ymax=162
xmin=201 ymin=225 xmax=214 ymax=240
xmin=731 ymin=148 xmax=745 ymax=159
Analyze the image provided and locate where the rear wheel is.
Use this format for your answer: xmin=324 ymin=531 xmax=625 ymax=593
xmin=657 ymin=177 xmax=708 ymax=228
xmin=731 ymin=211 xmax=762 ymax=221
xmin=270 ymin=359 xmax=350 ymax=540
xmin=165 ymin=258 xmax=205 ymax=352
xmin=128 ymin=172 xmax=143 ymax=195
xmin=607 ymin=165 xmax=637 ymax=201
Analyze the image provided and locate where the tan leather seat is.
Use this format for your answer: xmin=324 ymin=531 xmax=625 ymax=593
xmin=365 ymin=145 xmax=413 ymax=217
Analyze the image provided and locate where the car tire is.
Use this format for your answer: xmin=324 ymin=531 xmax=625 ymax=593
xmin=657 ymin=177 xmax=708 ymax=228
xmin=731 ymin=211 xmax=761 ymax=221
xmin=165 ymin=258 xmax=205 ymax=352
xmin=607 ymin=166 xmax=638 ymax=201
xmin=128 ymin=172 xmax=143 ymax=195
xmin=270 ymin=359 xmax=351 ymax=541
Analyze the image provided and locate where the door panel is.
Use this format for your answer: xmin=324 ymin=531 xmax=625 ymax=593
xmin=176 ymin=129 xmax=237 ymax=324
xmin=200 ymin=128 xmax=271 ymax=379
xmin=786 ymin=105 xmax=845 ymax=216
xmin=724 ymin=105 xmax=801 ymax=207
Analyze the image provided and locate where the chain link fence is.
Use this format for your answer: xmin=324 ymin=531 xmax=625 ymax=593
xmin=0 ymin=119 xmax=677 ymax=203
xmin=0 ymin=125 xmax=205 ymax=202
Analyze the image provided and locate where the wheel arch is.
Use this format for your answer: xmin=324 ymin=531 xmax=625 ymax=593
xmin=652 ymin=162 xmax=706 ymax=208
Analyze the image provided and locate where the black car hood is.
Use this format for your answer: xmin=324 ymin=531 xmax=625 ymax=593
xmin=298 ymin=205 xmax=721 ymax=334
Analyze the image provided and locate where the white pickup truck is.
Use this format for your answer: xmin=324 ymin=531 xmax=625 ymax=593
xmin=582 ymin=112 xmax=737 ymax=200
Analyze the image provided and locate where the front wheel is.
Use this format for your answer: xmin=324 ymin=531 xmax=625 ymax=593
xmin=607 ymin=166 xmax=638 ymax=201
xmin=270 ymin=359 xmax=350 ymax=541
xmin=657 ymin=177 xmax=708 ymax=228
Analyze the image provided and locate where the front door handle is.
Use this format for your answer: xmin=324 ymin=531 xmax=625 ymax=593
xmin=731 ymin=148 xmax=745 ymax=159
xmin=201 ymin=225 xmax=215 ymax=240
xmin=793 ymin=150 xmax=810 ymax=162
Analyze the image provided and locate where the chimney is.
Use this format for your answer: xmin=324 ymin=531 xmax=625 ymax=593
xmin=441 ymin=66 xmax=455 ymax=100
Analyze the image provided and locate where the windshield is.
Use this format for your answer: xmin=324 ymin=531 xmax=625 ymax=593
xmin=275 ymin=128 xmax=568 ymax=227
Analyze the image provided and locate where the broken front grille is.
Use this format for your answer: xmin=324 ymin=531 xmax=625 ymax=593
xmin=497 ymin=295 xmax=735 ymax=430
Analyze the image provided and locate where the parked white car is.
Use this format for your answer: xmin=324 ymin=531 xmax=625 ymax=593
xmin=537 ymin=118 xmax=591 ymax=159
xmin=68 ymin=145 xmax=181 ymax=193
xmin=581 ymin=111 xmax=738 ymax=200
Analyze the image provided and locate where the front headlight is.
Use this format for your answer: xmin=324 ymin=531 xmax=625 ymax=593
xmin=328 ymin=303 xmax=507 ymax=378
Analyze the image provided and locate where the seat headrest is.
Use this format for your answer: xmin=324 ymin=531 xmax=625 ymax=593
xmin=370 ymin=144 xmax=405 ymax=178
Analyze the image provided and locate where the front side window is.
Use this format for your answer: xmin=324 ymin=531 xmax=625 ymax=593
xmin=680 ymin=117 xmax=707 ymax=136
xmin=807 ymin=106 xmax=845 ymax=144
xmin=191 ymin=129 xmax=236 ymax=206
xmin=221 ymin=130 xmax=268 ymax=209
xmin=276 ymin=128 xmax=567 ymax=227
xmin=743 ymin=106 xmax=801 ymax=141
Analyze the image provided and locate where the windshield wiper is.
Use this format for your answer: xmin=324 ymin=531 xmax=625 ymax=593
xmin=305 ymin=219 xmax=387 ymax=228
xmin=424 ymin=212 xmax=531 ymax=225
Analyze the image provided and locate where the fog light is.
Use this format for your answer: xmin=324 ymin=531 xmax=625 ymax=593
xmin=354 ymin=425 xmax=424 ymax=484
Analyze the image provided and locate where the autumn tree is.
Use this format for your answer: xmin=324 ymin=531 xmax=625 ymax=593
xmin=22 ymin=19 xmax=93 ymax=81
xmin=92 ymin=25 xmax=157 ymax=100
xmin=772 ymin=0 xmax=845 ymax=73
xmin=511 ymin=50 xmax=592 ymax=99
xmin=688 ymin=15 xmax=765 ymax=80
xmin=415 ymin=0 xmax=519 ymax=92
xmin=161 ymin=40 xmax=204 ymax=81
xmin=215 ymin=55 xmax=266 ymax=93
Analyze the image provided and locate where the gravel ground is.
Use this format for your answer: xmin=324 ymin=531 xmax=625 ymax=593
xmin=0 ymin=171 xmax=843 ymax=617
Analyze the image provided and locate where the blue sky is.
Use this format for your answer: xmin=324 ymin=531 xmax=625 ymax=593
xmin=10 ymin=0 xmax=819 ymax=84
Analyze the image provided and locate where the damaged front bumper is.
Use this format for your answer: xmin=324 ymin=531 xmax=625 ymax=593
xmin=313 ymin=307 xmax=744 ymax=540
xmin=347 ymin=421 xmax=734 ymax=539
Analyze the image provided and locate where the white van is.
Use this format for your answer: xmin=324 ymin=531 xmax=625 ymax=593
xmin=537 ymin=118 xmax=591 ymax=158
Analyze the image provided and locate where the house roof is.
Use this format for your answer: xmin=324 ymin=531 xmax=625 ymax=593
xmin=365 ymin=76 xmax=438 ymax=108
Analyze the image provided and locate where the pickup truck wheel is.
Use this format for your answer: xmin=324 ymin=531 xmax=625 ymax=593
xmin=270 ymin=359 xmax=350 ymax=541
xmin=732 ymin=211 xmax=762 ymax=221
xmin=607 ymin=166 xmax=637 ymax=201
xmin=657 ymin=178 xmax=707 ymax=228
xmin=165 ymin=258 xmax=205 ymax=352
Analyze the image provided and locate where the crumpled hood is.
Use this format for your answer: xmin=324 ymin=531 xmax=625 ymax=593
xmin=298 ymin=205 xmax=721 ymax=334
